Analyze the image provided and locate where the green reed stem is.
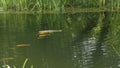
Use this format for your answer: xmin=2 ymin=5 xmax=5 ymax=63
xmin=22 ymin=58 xmax=28 ymax=68
xmin=31 ymin=65 xmax=34 ymax=68
xmin=52 ymin=0 xmax=61 ymax=11
xmin=111 ymin=45 xmax=120 ymax=57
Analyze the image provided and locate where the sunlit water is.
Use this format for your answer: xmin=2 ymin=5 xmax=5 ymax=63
xmin=0 ymin=12 xmax=120 ymax=68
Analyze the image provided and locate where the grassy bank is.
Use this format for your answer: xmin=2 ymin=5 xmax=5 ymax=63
xmin=0 ymin=0 xmax=120 ymax=12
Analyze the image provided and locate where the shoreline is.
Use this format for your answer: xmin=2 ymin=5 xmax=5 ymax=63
xmin=0 ymin=8 xmax=120 ymax=14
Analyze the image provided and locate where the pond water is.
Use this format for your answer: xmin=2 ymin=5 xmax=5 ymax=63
xmin=0 ymin=12 xmax=120 ymax=68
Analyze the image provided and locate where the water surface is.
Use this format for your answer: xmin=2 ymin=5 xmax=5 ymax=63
xmin=0 ymin=12 xmax=120 ymax=68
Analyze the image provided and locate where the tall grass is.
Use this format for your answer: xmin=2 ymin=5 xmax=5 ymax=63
xmin=0 ymin=0 xmax=120 ymax=11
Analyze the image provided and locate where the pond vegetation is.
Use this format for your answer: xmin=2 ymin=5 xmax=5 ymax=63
xmin=0 ymin=0 xmax=120 ymax=12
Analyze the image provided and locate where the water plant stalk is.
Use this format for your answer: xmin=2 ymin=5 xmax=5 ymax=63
xmin=22 ymin=58 xmax=28 ymax=68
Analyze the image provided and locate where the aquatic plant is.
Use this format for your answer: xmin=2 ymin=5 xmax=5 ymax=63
xmin=12 ymin=58 xmax=34 ymax=68
xmin=22 ymin=58 xmax=28 ymax=68
xmin=0 ymin=0 xmax=7 ymax=10
xmin=0 ymin=0 xmax=120 ymax=11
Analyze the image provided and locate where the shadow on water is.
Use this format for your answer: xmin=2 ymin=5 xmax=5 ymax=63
xmin=92 ymin=12 xmax=120 ymax=68
xmin=0 ymin=12 xmax=120 ymax=68
xmin=71 ymin=12 xmax=120 ymax=68
xmin=71 ymin=12 xmax=100 ymax=68
xmin=92 ymin=12 xmax=111 ymax=68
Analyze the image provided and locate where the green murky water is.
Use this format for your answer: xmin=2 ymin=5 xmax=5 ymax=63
xmin=0 ymin=12 xmax=120 ymax=68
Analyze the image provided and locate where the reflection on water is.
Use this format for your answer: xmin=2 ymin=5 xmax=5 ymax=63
xmin=72 ymin=36 xmax=96 ymax=68
xmin=0 ymin=13 xmax=120 ymax=68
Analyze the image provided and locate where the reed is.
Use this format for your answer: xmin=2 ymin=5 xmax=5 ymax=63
xmin=22 ymin=58 xmax=28 ymax=68
xmin=0 ymin=0 xmax=120 ymax=11
xmin=0 ymin=0 xmax=7 ymax=10
xmin=12 ymin=58 xmax=34 ymax=68
xmin=22 ymin=58 xmax=34 ymax=68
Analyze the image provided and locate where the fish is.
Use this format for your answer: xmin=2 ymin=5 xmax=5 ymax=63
xmin=16 ymin=44 xmax=31 ymax=47
xmin=38 ymin=30 xmax=62 ymax=35
xmin=0 ymin=57 xmax=15 ymax=61
xmin=37 ymin=34 xmax=51 ymax=39
xmin=37 ymin=30 xmax=62 ymax=39
xmin=39 ymin=34 xmax=50 ymax=37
